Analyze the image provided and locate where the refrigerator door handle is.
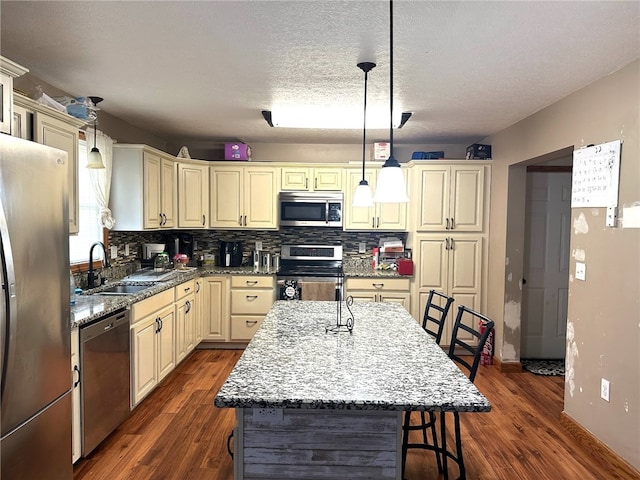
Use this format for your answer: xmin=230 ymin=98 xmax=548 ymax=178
xmin=0 ymin=200 xmax=18 ymax=403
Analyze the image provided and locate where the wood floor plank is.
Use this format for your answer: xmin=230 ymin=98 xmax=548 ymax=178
xmin=73 ymin=349 xmax=638 ymax=480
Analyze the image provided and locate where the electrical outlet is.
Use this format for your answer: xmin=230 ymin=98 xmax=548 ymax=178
xmin=124 ymin=244 xmax=130 ymax=256
xmin=359 ymin=242 xmax=366 ymax=253
xmin=252 ymin=407 xmax=283 ymax=424
xmin=110 ymin=245 xmax=118 ymax=259
xmin=601 ymin=378 xmax=610 ymax=402
xmin=606 ymin=206 xmax=618 ymax=227
xmin=575 ymin=262 xmax=586 ymax=281
xmin=255 ymin=241 xmax=263 ymax=251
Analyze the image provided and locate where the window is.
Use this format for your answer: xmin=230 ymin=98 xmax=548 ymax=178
xmin=69 ymin=139 xmax=107 ymax=269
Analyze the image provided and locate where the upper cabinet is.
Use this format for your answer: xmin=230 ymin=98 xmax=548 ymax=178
xmin=177 ymin=162 xmax=209 ymax=228
xmin=210 ymin=165 xmax=278 ymax=229
xmin=281 ymin=166 xmax=343 ymax=191
xmin=13 ymin=93 xmax=85 ymax=234
xmin=413 ymin=164 xmax=485 ymax=232
xmin=0 ymin=56 xmax=28 ymax=135
xmin=111 ymin=145 xmax=177 ymax=230
xmin=343 ymin=167 xmax=407 ymax=231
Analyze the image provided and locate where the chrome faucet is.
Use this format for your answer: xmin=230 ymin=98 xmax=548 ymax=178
xmin=88 ymin=242 xmax=110 ymax=289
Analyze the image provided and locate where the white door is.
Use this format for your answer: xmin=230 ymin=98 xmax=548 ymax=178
xmin=522 ymin=171 xmax=571 ymax=359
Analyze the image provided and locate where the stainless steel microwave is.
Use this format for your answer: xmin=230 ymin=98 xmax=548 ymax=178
xmin=279 ymin=191 xmax=343 ymax=227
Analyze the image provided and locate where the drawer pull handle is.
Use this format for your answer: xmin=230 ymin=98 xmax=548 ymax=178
xmin=246 ymin=280 xmax=258 ymax=286
xmin=246 ymin=295 xmax=258 ymax=300
xmin=73 ymin=365 xmax=80 ymax=388
xmin=372 ymin=283 xmax=384 ymax=289
xmin=246 ymin=320 xmax=258 ymax=326
xmin=184 ymin=287 xmax=191 ymax=292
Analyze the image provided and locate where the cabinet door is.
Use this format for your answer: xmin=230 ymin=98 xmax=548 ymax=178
xmin=175 ymin=298 xmax=188 ymax=364
xmin=379 ymin=291 xmax=411 ymax=311
xmin=71 ymin=328 xmax=81 ymax=463
xmin=194 ymin=279 xmax=203 ymax=344
xmin=313 ymin=168 xmax=343 ymax=191
xmin=12 ymin=104 xmax=31 ymax=140
xmin=157 ymin=306 xmax=175 ymax=381
xmin=202 ymin=276 xmax=229 ymax=341
xmin=450 ymin=166 xmax=484 ymax=232
xmin=244 ymin=167 xmax=278 ymax=229
xmin=34 ymin=112 xmax=80 ymax=234
xmin=347 ymin=291 xmax=378 ymax=303
xmin=377 ymin=201 xmax=407 ymax=230
xmin=210 ymin=167 xmax=243 ymax=228
xmin=131 ymin=317 xmax=158 ymax=407
xmin=143 ymin=152 xmax=162 ymax=229
xmin=416 ymin=236 xmax=448 ymax=292
xmin=160 ymin=158 xmax=176 ymax=228
xmin=178 ymin=163 xmax=208 ymax=228
xmin=416 ymin=166 xmax=449 ymax=231
xmin=0 ymin=71 xmax=11 ymax=134
xmin=344 ymin=169 xmax=376 ymax=230
xmin=281 ymin=167 xmax=310 ymax=191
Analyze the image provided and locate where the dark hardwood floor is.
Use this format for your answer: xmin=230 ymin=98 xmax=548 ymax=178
xmin=73 ymin=349 xmax=636 ymax=480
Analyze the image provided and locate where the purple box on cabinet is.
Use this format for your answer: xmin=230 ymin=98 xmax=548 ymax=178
xmin=224 ymin=143 xmax=252 ymax=161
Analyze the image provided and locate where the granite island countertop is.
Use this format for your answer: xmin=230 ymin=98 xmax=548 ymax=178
xmin=214 ymin=300 xmax=491 ymax=413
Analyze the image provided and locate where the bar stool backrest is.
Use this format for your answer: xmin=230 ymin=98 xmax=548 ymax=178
xmin=422 ymin=290 xmax=455 ymax=344
xmin=447 ymin=305 xmax=495 ymax=383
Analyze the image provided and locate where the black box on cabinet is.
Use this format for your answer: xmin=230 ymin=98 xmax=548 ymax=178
xmin=466 ymin=144 xmax=492 ymax=160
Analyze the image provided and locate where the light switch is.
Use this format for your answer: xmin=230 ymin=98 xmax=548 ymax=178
xmin=359 ymin=242 xmax=366 ymax=253
xmin=110 ymin=245 xmax=118 ymax=259
xmin=124 ymin=244 xmax=130 ymax=256
xmin=575 ymin=262 xmax=586 ymax=281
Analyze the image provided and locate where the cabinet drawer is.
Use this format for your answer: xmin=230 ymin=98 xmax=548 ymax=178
xmin=230 ymin=290 xmax=274 ymax=315
xmin=230 ymin=316 xmax=263 ymax=341
xmin=131 ymin=288 xmax=174 ymax=324
xmin=175 ymin=279 xmax=196 ymax=300
xmin=230 ymin=275 xmax=275 ymax=289
xmin=346 ymin=277 xmax=410 ymax=291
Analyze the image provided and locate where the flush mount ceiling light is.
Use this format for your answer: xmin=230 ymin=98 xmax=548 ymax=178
xmin=261 ymin=109 xmax=411 ymax=130
xmin=86 ymin=96 xmax=105 ymax=169
xmin=352 ymin=61 xmax=376 ymax=208
xmin=373 ymin=0 xmax=409 ymax=203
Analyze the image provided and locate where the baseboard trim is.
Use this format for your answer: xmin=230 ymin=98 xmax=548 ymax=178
xmin=493 ymin=356 xmax=523 ymax=373
xmin=560 ymin=411 xmax=640 ymax=478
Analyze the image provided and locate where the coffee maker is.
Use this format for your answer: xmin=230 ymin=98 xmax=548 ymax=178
xmin=165 ymin=233 xmax=194 ymax=264
xmin=219 ymin=241 xmax=243 ymax=267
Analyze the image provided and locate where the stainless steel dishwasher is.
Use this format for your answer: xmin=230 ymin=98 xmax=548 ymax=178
xmin=79 ymin=308 xmax=130 ymax=456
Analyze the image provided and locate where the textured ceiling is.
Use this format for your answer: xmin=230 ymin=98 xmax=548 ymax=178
xmin=1 ymin=1 xmax=638 ymax=146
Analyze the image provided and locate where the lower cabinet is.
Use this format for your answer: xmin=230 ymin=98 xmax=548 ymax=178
xmin=71 ymin=327 xmax=81 ymax=463
xmin=230 ymin=276 xmax=275 ymax=341
xmin=130 ymin=289 xmax=175 ymax=409
xmin=194 ymin=278 xmax=203 ymax=344
xmin=345 ymin=277 xmax=411 ymax=312
xmin=202 ymin=276 xmax=230 ymax=341
xmin=175 ymin=279 xmax=196 ymax=364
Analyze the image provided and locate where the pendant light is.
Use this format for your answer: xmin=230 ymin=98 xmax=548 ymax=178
xmin=86 ymin=96 xmax=105 ymax=169
xmin=352 ymin=61 xmax=376 ymax=207
xmin=373 ymin=0 xmax=409 ymax=203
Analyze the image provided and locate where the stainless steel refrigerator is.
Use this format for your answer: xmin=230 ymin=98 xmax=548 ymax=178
xmin=1 ymin=135 xmax=72 ymax=479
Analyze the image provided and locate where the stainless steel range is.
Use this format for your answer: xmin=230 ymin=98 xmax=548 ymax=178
xmin=276 ymin=245 xmax=344 ymax=301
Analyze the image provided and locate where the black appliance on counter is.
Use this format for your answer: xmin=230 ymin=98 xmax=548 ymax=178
xmin=219 ymin=241 xmax=243 ymax=267
xmin=165 ymin=233 xmax=194 ymax=262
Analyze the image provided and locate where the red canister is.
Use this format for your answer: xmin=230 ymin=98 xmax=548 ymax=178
xmin=397 ymin=258 xmax=414 ymax=276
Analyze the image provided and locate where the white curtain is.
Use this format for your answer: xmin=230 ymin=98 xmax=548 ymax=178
xmin=87 ymin=127 xmax=116 ymax=229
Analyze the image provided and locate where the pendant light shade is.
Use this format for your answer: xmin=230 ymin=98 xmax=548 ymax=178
xmin=373 ymin=0 xmax=409 ymax=203
xmin=352 ymin=61 xmax=376 ymax=208
xmin=86 ymin=96 xmax=105 ymax=169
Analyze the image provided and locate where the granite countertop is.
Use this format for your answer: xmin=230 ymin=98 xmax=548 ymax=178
xmin=71 ymin=266 xmax=407 ymax=328
xmin=214 ymin=300 xmax=491 ymax=413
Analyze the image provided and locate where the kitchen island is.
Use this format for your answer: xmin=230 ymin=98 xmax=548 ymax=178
xmin=215 ymin=300 xmax=490 ymax=480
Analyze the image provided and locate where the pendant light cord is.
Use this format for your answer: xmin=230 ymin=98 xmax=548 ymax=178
xmin=389 ymin=0 xmax=394 ymax=159
xmin=362 ymin=69 xmax=369 ymax=181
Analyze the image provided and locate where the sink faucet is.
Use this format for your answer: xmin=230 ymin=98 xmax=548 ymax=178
xmin=88 ymin=242 xmax=110 ymax=289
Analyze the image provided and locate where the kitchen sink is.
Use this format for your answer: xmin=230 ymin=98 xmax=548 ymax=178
xmin=95 ymin=284 xmax=151 ymax=296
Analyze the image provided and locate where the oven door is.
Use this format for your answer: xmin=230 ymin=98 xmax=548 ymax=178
xmin=277 ymin=276 xmax=343 ymax=301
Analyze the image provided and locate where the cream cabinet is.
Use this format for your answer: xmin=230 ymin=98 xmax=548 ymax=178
xmin=175 ymin=279 xmax=196 ymax=364
xmin=177 ymin=162 xmax=209 ymax=228
xmin=344 ymin=168 xmax=407 ymax=231
xmin=345 ymin=277 xmax=411 ymax=312
xmin=111 ymin=145 xmax=177 ymax=230
xmin=413 ymin=164 xmax=485 ymax=232
xmin=202 ymin=276 xmax=230 ymax=341
xmin=194 ymin=278 xmax=203 ymax=344
xmin=414 ymin=234 xmax=483 ymax=344
xmin=13 ymin=93 xmax=85 ymax=234
xmin=281 ymin=166 xmax=343 ymax=191
xmin=230 ymin=275 xmax=275 ymax=341
xmin=209 ymin=165 xmax=278 ymax=229
xmin=71 ymin=328 xmax=81 ymax=463
xmin=130 ymin=288 xmax=176 ymax=408
xmin=1 ymin=56 xmax=28 ymax=135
